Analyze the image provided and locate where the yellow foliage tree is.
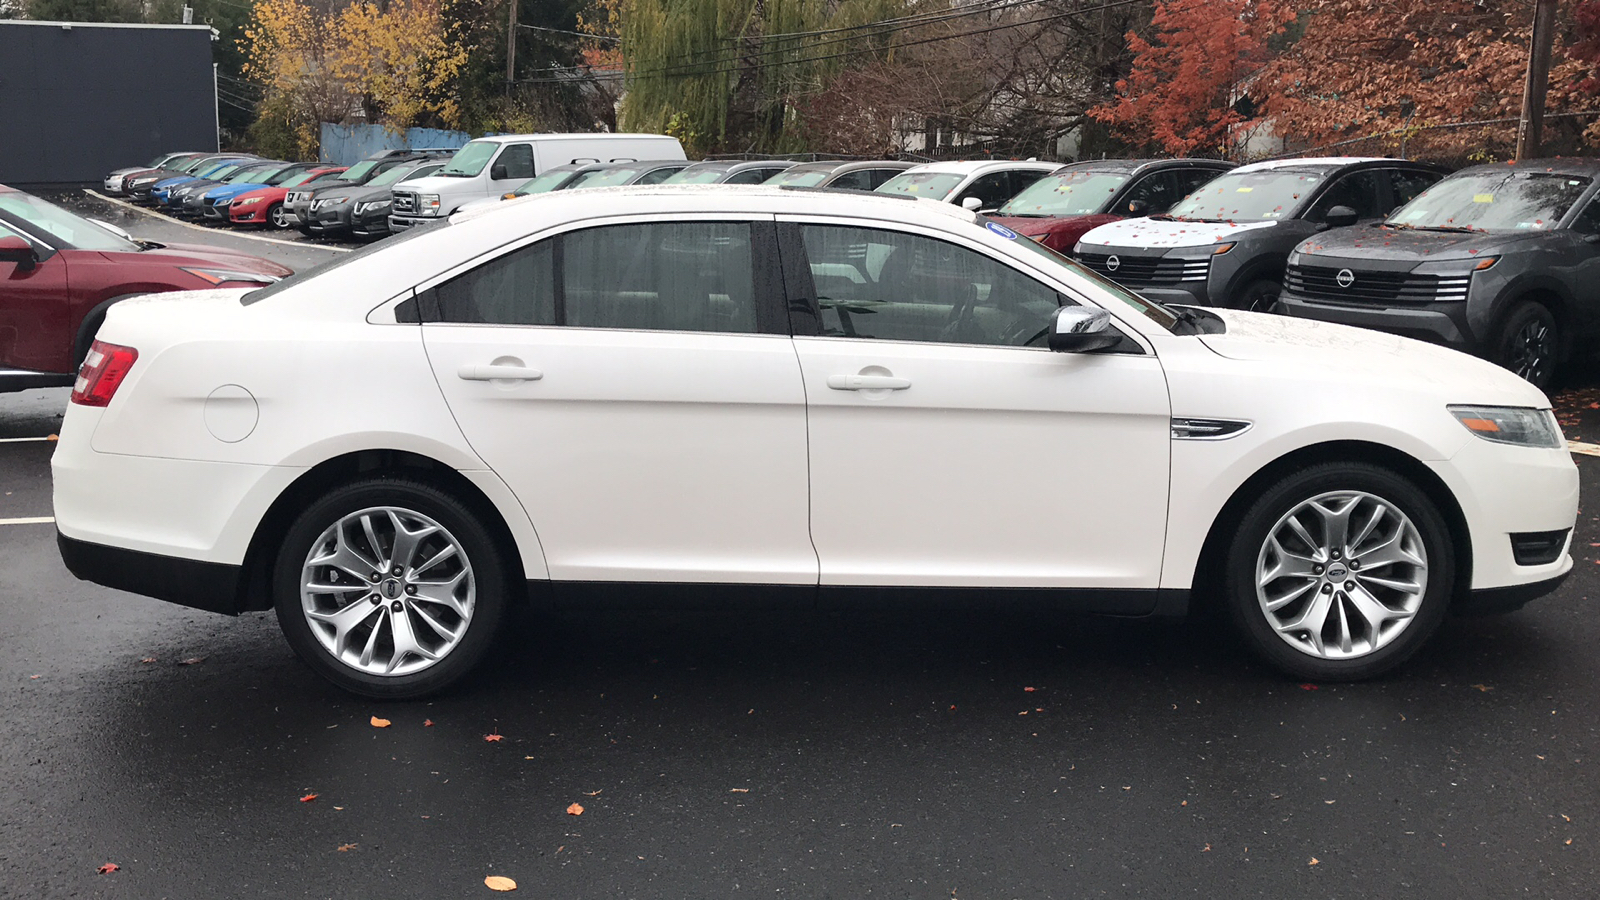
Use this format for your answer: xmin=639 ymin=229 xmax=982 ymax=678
xmin=240 ymin=0 xmax=350 ymax=158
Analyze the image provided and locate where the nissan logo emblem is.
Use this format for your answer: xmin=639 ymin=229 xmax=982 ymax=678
xmin=1336 ymin=268 xmax=1355 ymax=288
xmin=1106 ymin=255 xmax=1121 ymax=272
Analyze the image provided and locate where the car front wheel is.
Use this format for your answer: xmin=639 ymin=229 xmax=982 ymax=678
xmin=273 ymin=478 xmax=510 ymax=698
xmin=268 ymin=203 xmax=293 ymax=230
xmin=1494 ymin=301 xmax=1559 ymax=390
xmin=1222 ymin=462 xmax=1454 ymax=681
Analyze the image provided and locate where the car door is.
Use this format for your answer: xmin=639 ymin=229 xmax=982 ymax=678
xmin=0 ymin=221 xmax=71 ymax=375
xmin=420 ymin=216 xmax=818 ymax=585
xmin=779 ymin=218 xmax=1172 ymax=594
xmin=488 ymin=143 xmax=536 ymax=194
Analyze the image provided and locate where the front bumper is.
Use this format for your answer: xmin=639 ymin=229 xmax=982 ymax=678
xmin=388 ymin=214 xmax=444 ymax=232
xmin=351 ymin=208 xmax=392 ymax=237
xmin=1280 ymin=292 xmax=1477 ymax=350
xmin=59 ymin=531 xmax=245 ymax=615
xmin=309 ymin=204 xmax=353 ymax=234
xmin=230 ymin=204 xmax=270 ymax=224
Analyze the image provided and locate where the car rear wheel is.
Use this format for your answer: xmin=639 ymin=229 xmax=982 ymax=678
xmin=273 ymin=478 xmax=510 ymax=698
xmin=1493 ymin=301 xmax=1559 ymax=390
xmin=268 ymin=203 xmax=292 ymax=230
xmin=1222 ymin=462 xmax=1454 ymax=681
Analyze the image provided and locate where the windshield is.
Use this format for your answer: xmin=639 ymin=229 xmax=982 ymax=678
xmin=204 ymin=165 xmax=242 ymax=181
xmin=999 ymin=221 xmax=1181 ymax=331
xmin=229 ymin=166 xmax=282 ymax=184
xmin=1168 ymin=168 xmax=1325 ymax=222
xmin=1388 ymin=172 xmax=1592 ymax=232
xmin=180 ymin=158 xmax=217 ymax=173
xmin=282 ymin=171 xmax=321 ymax=187
xmin=339 ymin=160 xmax=380 ymax=183
xmin=437 ymin=142 xmax=497 ymax=177
xmin=767 ymin=169 xmax=828 ymax=187
xmin=567 ymin=167 xmax=648 ymax=189
xmin=370 ymin=163 xmax=429 ymax=187
xmin=514 ymin=169 xmax=577 ymax=194
xmin=999 ymin=170 xmax=1129 ymax=217
xmin=877 ymin=171 xmax=965 ymax=199
xmin=0 ymin=191 xmax=140 ymax=252
xmin=663 ymin=167 xmax=729 ymax=184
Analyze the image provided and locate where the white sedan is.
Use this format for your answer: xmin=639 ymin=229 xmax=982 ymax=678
xmin=53 ymin=186 xmax=1578 ymax=697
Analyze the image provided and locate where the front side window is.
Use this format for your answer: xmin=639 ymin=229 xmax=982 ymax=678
xmin=432 ymin=222 xmax=760 ymax=334
xmin=494 ymin=145 xmax=535 ymax=181
xmin=1122 ymin=172 xmax=1182 ymax=214
xmin=957 ymin=172 xmax=1015 ymax=209
xmin=1567 ymin=198 xmax=1600 ymax=236
xmin=1307 ymin=170 xmax=1388 ymax=221
xmin=798 ymin=224 xmax=1061 ymax=347
xmin=1389 ymin=171 xmax=1592 ymax=232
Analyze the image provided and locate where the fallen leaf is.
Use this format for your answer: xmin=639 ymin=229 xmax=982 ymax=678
xmin=1563 ymin=814 xmax=1572 ymax=822
xmin=1024 ymin=686 xmax=1037 ymax=692
xmin=370 ymin=716 xmax=391 ymax=728
xmin=424 ymin=719 xmax=434 ymax=727
xmin=485 ymin=875 xmax=517 ymax=891
xmin=583 ymin=789 xmax=603 ymax=796
xmin=566 ymin=802 xmax=584 ymax=816
xmin=1299 ymin=684 xmax=1319 ymax=691
xmin=177 ymin=657 xmax=205 ymax=666
xmin=1325 ymin=800 xmax=1336 ymax=804
xmin=484 ymin=733 xmax=504 ymax=742
xmin=47 ymin=434 xmax=58 ymax=441
xmin=1566 ymin=838 xmax=1574 ymax=845
xmin=1471 ymin=684 xmax=1493 ymax=692
xmin=337 ymin=843 xmax=357 ymax=852
xmin=1309 ymin=857 xmax=1320 ymax=866
xmin=300 ymin=793 xmax=318 ymax=803
xmin=140 ymin=657 xmax=157 ymax=664
xmin=97 ymin=863 xmax=120 ymax=875
xmin=729 ymin=788 xmax=749 ymax=793
xmin=1202 ymin=843 xmax=1211 ymax=852
xmin=1181 ymin=800 xmax=1188 ymax=806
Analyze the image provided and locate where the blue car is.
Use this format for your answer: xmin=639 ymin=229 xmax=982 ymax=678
xmin=150 ymin=159 xmax=258 ymax=208
xmin=191 ymin=163 xmax=310 ymax=221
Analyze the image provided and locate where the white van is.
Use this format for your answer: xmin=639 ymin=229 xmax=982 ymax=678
xmin=388 ymin=133 xmax=685 ymax=231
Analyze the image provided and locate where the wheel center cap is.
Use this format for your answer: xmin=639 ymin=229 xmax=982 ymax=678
xmin=1325 ymin=563 xmax=1349 ymax=581
xmin=380 ymin=578 xmax=404 ymax=600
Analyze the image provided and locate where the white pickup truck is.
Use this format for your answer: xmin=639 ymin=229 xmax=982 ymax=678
xmin=388 ymin=133 xmax=686 ymax=231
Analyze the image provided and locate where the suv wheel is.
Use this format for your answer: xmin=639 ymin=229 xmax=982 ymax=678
xmin=1222 ymin=462 xmax=1454 ymax=681
xmin=1237 ymin=277 xmax=1283 ymax=314
xmin=273 ymin=479 xmax=510 ymax=698
xmin=1494 ymin=301 xmax=1559 ymax=389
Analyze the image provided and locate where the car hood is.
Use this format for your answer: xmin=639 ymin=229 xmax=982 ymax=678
xmin=341 ymin=184 xmax=396 ymax=202
xmin=1199 ymin=308 xmax=1549 ymax=406
xmin=230 ymin=186 xmax=284 ymax=203
xmin=105 ymin=243 xmax=295 ymax=278
xmin=203 ymin=182 xmax=269 ymax=200
xmin=1295 ymin=224 xmax=1548 ymax=263
xmin=1079 ymin=216 xmax=1278 ymax=250
xmin=392 ymin=174 xmax=465 ymax=194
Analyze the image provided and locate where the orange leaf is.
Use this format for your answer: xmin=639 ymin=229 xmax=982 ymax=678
xmin=1299 ymin=684 xmax=1319 ymax=691
xmin=484 ymin=733 xmax=504 ymax=742
xmin=300 ymin=793 xmax=318 ymax=803
xmin=484 ymin=875 xmax=518 ymax=891
xmin=1309 ymin=857 xmax=1320 ymax=866
xmin=371 ymin=717 xmax=391 ymax=728
xmin=97 ymin=863 xmax=120 ymax=875
xmin=1023 ymin=686 xmax=1037 ymax=692
xmin=566 ymin=802 xmax=584 ymax=816
xmin=424 ymin=719 xmax=434 ymax=727
xmin=337 ymin=843 xmax=357 ymax=852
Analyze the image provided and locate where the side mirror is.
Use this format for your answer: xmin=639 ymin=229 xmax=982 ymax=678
xmin=1126 ymin=199 xmax=1150 ymax=216
xmin=1047 ymin=306 xmax=1121 ymax=353
xmin=489 ymin=163 xmax=508 ymax=180
xmin=1323 ymin=205 xmax=1359 ymax=228
xmin=960 ymin=196 xmax=983 ymax=211
xmin=0 ymin=235 xmax=37 ymax=271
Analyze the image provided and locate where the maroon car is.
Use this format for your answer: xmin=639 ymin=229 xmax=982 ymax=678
xmin=0 ymin=185 xmax=292 ymax=392
xmin=988 ymin=158 xmax=1235 ymax=253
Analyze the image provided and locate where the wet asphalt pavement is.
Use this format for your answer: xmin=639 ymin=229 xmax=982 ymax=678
xmin=2 ymin=196 xmax=1600 ymax=898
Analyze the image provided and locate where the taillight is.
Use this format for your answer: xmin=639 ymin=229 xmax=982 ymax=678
xmin=71 ymin=340 xmax=139 ymax=407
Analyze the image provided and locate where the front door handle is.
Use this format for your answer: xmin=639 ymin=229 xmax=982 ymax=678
xmin=458 ymin=364 xmax=543 ymax=382
xmin=827 ymin=374 xmax=911 ymax=391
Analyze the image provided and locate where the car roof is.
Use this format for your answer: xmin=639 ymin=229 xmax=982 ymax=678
xmin=1231 ymin=156 xmax=1419 ymax=174
xmin=455 ymin=183 xmax=971 ymax=225
xmin=1053 ymin=158 xmax=1235 ymax=175
xmin=463 ymin=133 xmax=684 ymax=145
xmin=1452 ymin=157 xmax=1600 ymax=178
xmin=901 ymin=160 xmax=1060 ymax=175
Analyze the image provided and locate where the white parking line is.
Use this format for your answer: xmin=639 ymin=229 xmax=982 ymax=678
xmin=0 ymin=517 xmax=54 ymax=526
xmin=83 ymin=189 xmax=353 ymax=254
xmin=1570 ymin=441 xmax=1600 ymax=458
xmin=0 ymin=436 xmax=56 ymax=443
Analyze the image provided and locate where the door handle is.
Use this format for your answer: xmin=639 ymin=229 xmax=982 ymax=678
xmin=827 ymin=374 xmax=911 ymax=391
xmin=458 ymin=364 xmax=543 ymax=382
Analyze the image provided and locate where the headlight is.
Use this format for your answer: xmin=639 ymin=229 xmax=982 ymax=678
xmin=421 ymin=194 xmax=441 ymax=214
xmin=1414 ymin=256 xmax=1498 ymax=275
xmin=238 ymin=197 xmax=263 ymax=206
xmin=1449 ymin=405 xmax=1563 ymax=449
xmin=1166 ymin=242 xmax=1235 ymax=259
xmin=180 ymin=267 xmax=282 ymax=286
xmin=354 ymin=199 xmax=391 ymax=214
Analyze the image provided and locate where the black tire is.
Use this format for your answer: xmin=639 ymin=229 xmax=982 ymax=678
xmin=1493 ymin=301 xmax=1559 ymax=390
xmin=267 ymin=203 xmax=292 ymax=230
xmin=1221 ymin=462 xmax=1455 ymax=681
xmin=1235 ymin=277 xmax=1283 ymax=314
xmin=273 ymin=478 xmax=511 ymax=699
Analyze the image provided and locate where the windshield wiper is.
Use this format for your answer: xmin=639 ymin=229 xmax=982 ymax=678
xmin=1001 ymin=212 xmax=1049 ymax=218
xmin=1411 ymin=225 xmax=1482 ymax=233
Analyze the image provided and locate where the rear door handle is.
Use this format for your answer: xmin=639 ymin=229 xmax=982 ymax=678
xmin=458 ymin=364 xmax=543 ymax=382
xmin=827 ymin=374 xmax=911 ymax=391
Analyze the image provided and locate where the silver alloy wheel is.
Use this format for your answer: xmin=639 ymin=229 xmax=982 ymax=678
xmin=300 ymin=506 xmax=476 ymax=677
xmin=1255 ymin=490 xmax=1428 ymax=659
xmin=270 ymin=205 xmax=292 ymax=229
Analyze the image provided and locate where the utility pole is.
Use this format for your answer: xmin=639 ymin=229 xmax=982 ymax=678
xmin=1515 ymin=0 xmax=1558 ymax=160
xmin=505 ymin=0 xmax=518 ymax=96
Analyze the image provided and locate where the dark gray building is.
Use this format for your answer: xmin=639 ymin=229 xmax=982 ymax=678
xmin=0 ymin=20 xmax=218 ymax=185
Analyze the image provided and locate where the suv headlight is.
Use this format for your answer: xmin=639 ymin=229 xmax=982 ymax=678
xmin=1449 ymin=405 xmax=1563 ymax=449
xmin=421 ymin=194 xmax=441 ymax=214
xmin=1415 ymin=256 xmax=1498 ymax=275
xmin=354 ymin=199 xmax=391 ymax=215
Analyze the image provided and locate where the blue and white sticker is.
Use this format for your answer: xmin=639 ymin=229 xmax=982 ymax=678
xmin=985 ymin=221 xmax=1018 ymax=240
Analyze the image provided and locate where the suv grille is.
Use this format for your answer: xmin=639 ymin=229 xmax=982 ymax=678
xmin=1285 ymin=265 xmax=1470 ymax=304
xmin=1077 ymin=252 xmax=1209 ymax=285
xmin=392 ymin=191 xmax=418 ymax=215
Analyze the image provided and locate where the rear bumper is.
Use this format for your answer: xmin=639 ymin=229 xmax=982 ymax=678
xmin=58 ymin=531 xmax=243 ymax=615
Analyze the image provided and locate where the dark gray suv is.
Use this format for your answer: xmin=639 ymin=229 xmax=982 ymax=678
xmin=1279 ymin=158 xmax=1600 ymax=388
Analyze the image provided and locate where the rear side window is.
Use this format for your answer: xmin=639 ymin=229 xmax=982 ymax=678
xmin=429 ymin=222 xmax=762 ymax=334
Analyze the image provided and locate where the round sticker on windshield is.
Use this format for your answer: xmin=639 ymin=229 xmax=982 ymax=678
xmin=986 ymin=221 xmax=1018 ymax=240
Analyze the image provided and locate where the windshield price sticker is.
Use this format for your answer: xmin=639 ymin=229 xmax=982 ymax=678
xmin=1473 ymin=194 xmax=1495 ymax=203
xmin=986 ymin=221 xmax=1018 ymax=240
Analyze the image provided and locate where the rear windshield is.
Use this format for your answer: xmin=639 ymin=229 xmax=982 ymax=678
xmin=1388 ymin=171 xmax=1592 ymax=232
xmin=242 ymin=224 xmax=436 ymax=306
xmin=877 ymin=172 xmax=964 ymax=199
xmin=1168 ymin=168 xmax=1326 ymax=222
xmin=999 ymin=170 xmax=1129 ymax=217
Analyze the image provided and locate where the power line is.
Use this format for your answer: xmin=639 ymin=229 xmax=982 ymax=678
xmin=519 ymin=22 xmax=620 ymax=42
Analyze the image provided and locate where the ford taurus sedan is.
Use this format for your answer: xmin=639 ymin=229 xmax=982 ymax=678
xmin=52 ymin=187 xmax=1578 ymax=697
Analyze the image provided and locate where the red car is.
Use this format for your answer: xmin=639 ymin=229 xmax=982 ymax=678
xmin=0 ymin=185 xmax=292 ymax=391
xmin=988 ymin=159 xmax=1235 ymax=253
xmin=229 ymin=166 xmax=348 ymax=229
